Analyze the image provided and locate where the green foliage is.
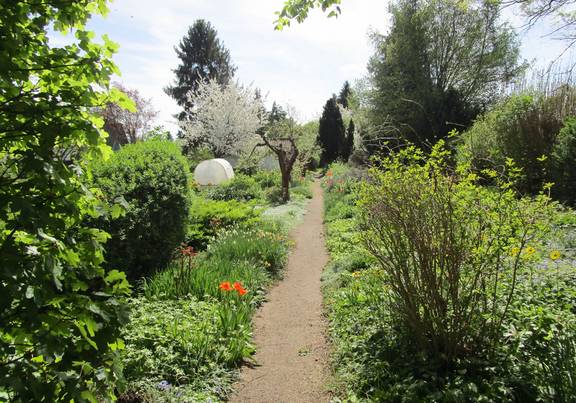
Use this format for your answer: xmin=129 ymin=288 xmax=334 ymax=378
xmin=275 ymin=0 xmax=342 ymax=30
xmin=120 ymin=297 xmax=251 ymax=402
xmin=0 ymin=1 xmax=133 ymax=400
xmin=318 ymin=96 xmax=346 ymax=166
xmin=252 ymin=170 xmax=281 ymax=190
xmin=204 ymin=174 xmax=262 ymax=202
xmin=324 ymin=142 xmax=576 ymax=402
xmin=186 ymin=195 xmax=262 ymax=249
xmin=92 ymin=140 xmax=191 ymax=279
xmin=208 ymin=224 xmax=289 ymax=276
xmin=367 ymin=0 xmax=524 ymax=149
xmin=358 ymin=141 xmax=551 ymax=365
xmin=551 ymin=117 xmax=576 ymax=205
xmin=458 ymin=88 xmax=576 ymax=195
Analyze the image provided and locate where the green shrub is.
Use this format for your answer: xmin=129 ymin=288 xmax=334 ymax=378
xmin=92 ymin=140 xmax=191 ymax=279
xmin=0 ymin=3 xmax=132 ymax=400
xmin=121 ymin=297 xmax=252 ymax=401
xmin=358 ymin=142 xmax=551 ymax=366
xmin=205 ymin=174 xmax=262 ymax=202
xmin=551 ymin=118 xmax=576 ymax=206
xmin=186 ymin=196 xmax=262 ymax=249
xmin=458 ymin=87 xmax=576 ymax=195
xmin=252 ymin=170 xmax=281 ymax=190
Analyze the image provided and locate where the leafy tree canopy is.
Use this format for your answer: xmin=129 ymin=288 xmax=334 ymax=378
xmin=0 ymin=1 xmax=131 ymax=400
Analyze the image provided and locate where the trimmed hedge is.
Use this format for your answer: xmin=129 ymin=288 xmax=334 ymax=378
xmin=92 ymin=140 xmax=191 ymax=279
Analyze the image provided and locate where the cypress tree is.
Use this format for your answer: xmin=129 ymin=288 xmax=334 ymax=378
xmin=318 ymin=95 xmax=346 ymax=166
xmin=337 ymin=81 xmax=352 ymax=108
xmin=343 ymin=119 xmax=355 ymax=161
xmin=165 ymin=20 xmax=236 ymax=120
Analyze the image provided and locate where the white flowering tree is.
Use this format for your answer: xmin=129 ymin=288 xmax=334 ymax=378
xmin=181 ymin=79 xmax=265 ymax=157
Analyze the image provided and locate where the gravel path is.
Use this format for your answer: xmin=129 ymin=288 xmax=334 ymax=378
xmin=230 ymin=180 xmax=330 ymax=403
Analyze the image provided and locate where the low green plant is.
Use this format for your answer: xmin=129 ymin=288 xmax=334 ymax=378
xmin=92 ymin=140 xmax=191 ymax=279
xmin=205 ymin=174 xmax=262 ymax=202
xmin=207 ymin=223 xmax=289 ymax=276
xmin=144 ymin=223 xmax=289 ymax=301
xmin=186 ymin=196 xmax=262 ymax=249
xmin=120 ymin=297 xmax=253 ymax=401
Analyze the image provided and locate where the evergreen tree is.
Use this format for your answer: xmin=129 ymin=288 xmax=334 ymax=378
xmin=343 ymin=119 xmax=355 ymax=161
xmin=337 ymin=81 xmax=352 ymax=108
xmin=269 ymin=102 xmax=288 ymax=125
xmin=318 ymin=95 xmax=346 ymax=166
xmin=165 ymin=20 xmax=236 ymax=120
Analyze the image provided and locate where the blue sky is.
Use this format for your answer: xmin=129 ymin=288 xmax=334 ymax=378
xmin=56 ymin=0 xmax=574 ymax=133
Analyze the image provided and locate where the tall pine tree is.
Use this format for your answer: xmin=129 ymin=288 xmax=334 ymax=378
xmin=318 ymin=95 xmax=345 ymax=166
xmin=337 ymin=81 xmax=352 ymax=108
xmin=165 ymin=20 xmax=236 ymax=120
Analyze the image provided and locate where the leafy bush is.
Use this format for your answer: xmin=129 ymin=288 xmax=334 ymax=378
xmin=551 ymin=117 xmax=576 ymax=205
xmin=358 ymin=142 xmax=550 ymax=366
xmin=252 ymin=170 xmax=281 ymax=190
xmin=186 ymin=196 xmax=262 ymax=249
xmin=120 ymin=297 xmax=252 ymax=402
xmin=324 ymin=142 xmax=576 ymax=401
xmin=92 ymin=140 xmax=191 ymax=279
xmin=0 ymin=2 xmax=132 ymax=400
xmin=458 ymin=87 xmax=576 ymax=195
xmin=205 ymin=174 xmax=262 ymax=202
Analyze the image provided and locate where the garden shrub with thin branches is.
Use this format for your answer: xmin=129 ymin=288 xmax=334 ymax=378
xmin=358 ymin=141 xmax=551 ymax=367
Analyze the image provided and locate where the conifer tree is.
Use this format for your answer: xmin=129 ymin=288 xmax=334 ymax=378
xmin=337 ymin=80 xmax=352 ymax=108
xmin=318 ymin=96 xmax=346 ymax=166
xmin=343 ymin=119 xmax=355 ymax=161
xmin=165 ymin=20 xmax=236 ymax=120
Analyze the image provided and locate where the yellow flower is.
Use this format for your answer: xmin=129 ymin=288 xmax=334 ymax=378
xmin=524 ymin=246 xmax=536 ymax=256
xmin=510 ymin=247 xmax=520 ymax=257
xmin=550 ymin=250 xmax=561 ymax=261
xmin=352 ymin=271 xmax=361 ymax=278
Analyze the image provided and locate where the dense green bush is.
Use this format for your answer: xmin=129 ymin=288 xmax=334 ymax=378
xmin=186 ymin=196 xmax=262 ymax=249
xmin=252 ymin=170 xmax=281 ymax=190
xmin=92 ymin=140 xmax=191 ymax=279
xmin=551 ymin=118 xmax=576 ymax=205
xmin=458 ymin=88 xmax=576 ymax=195
xmin=205 ymin=174 xmax=262 ymax=202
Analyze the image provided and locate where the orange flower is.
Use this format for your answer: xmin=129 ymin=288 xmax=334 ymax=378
xmin=233 ymin=281 xmax=248 ymax=296
xmin=237 ymin=288 xmax=248 ymax=296
xmin=326 ymin=170 xmax=333 ymax=177
xmin=219 ymin=281 xmax=233 ymax=291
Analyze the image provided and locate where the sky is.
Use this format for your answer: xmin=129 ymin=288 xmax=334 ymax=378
xmin=54 ymin=0 xmax=574 ymax=134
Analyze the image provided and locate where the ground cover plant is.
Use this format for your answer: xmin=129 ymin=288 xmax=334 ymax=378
xmin=322 ymin=145 xmax=576 ymax=402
